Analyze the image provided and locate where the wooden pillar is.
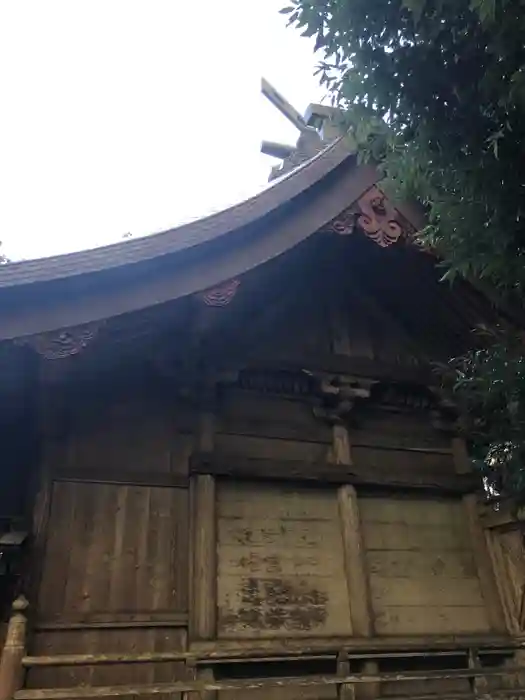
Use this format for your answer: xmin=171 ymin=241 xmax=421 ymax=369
xmin=332 ymin=420 xmax=379 ymax=699
xmin=190 ymin=474 xmax=217 ymax=641
xmin=359 ymin=661 xmax=380 ymax=700
xmin=328 ymin=286 xmax=380 ymax=698
xmin=338 ymin=485 xmax=373 ymax=638
xmin=337 ymin=651 xmax=355 ymax=700
xmin=190 ymin=390 xmax=218 ymax=642
xmin=185 ymin=661 xmax=216 ymax=700
xmin=333 ymin=423 xmax=373 ymax=638
xmin=467 ymin=648 xmax=488 ymax=699
xmin=452 ymin=437 xmax=507 ymax=633
xmin=0 ymin=596 xmax=28 ymax=700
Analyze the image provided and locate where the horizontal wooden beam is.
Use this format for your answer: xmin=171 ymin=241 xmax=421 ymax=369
xmin=50 ymin=468 xmax=189 ymax=489
xmin=22 ymin=637 xmax=519 ymax=668
xmin=189 ymin=634 xmax=516 ymax=658
xmin=22 ymin=652 xmax=192 ymax=668
xmin=190 ymin=453 xmax=480 ymax=493
xmin=35 ymin=613 xmax=188 ymax=631
xmin=248 ymin=353 xmax=436 ymax=385
xmin=13 ymin=667 xmax=525 ymax=699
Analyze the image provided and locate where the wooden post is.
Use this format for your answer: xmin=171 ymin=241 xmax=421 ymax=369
xmin=467 ymin=648 xmax=488 ymax=699
xmin=190 ymin=475 xmax=217 ymax=641
xmin=358 ymin=661 xmax=381 ymax=700
xmin=190 ymin=388 xmax=218 ymax=641
xmin=184 ymin=660 xmax=216 ymax=700
xmin=452 ymin=437 xmax=507 ymax=634
xmin=332 ymin=423 xmax=374 ymax=639
xmin=329 ymin=302 xmax=379 ymax=697
xmin=331 ymin=417 xmax=379 ymax=698
xmin=0 ymin=596 xmax=29 ymax=700
xmin=337 ymin=651 xmax=355 ymax=700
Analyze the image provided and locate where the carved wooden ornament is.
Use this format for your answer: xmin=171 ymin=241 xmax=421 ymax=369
xmin=15 ymin=322 xmax=102 ymax=360
xmin=198 ymin=279 xmax=240 ymax=307
xmin=328 ymin=185 xmax=407 ymax=247
xmin=357 ymin=186 xmax=404 ymax=247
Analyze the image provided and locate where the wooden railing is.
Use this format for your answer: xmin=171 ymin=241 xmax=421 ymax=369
xmin=9 ymin=668 xmax=525 ymax=699
xmin=2 ymin=595 xmax=525 ymax=700
xmin=14 ymin=646 xmax=525 ymax=700
xmin=0 ymin=596 xmax=28 ymax=700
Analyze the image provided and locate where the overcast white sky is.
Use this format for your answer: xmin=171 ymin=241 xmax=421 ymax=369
xmin=0 ymin=1 xmax=325 ymax=261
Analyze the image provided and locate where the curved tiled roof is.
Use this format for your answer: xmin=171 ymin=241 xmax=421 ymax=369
xmin=0 ymin=137 xmax=353 ymax=289
xmin=0 ymin=136 xmax=394 ymax=341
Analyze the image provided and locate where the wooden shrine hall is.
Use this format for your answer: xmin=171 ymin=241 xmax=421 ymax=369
xmin=1 ymin=94 xmax=525 ymax=700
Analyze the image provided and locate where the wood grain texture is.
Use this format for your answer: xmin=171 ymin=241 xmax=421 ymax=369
xmin=190 ymin=475 xmax=217 ymax=641
xmin=37 ymin=482 xmax=188 ymax=622
xmin=216 ymin=390 xmax=331 ymax=445
xmin=331 ymin=421 xmax=374 ymax=638
xmin=66 ymin=393 xmax=192 ymax=478
xmin=349 ymin=410 xmax=451 ymax=452
xmin=337 ymin=651 xmax=356 ymax=700
xmin=338 ymin=486 xmax=372 ymax=637
xmin=0 ymin=598 xmax=28 ymax=700
xmin=462 ymin=494 xmax=507 ymax=634
xmin=452 ymin=437 xmax=507 ymax=634
xmin=360 ymin=497 xmax=491 ymax=636
xmin=191 ymin=453 xmax=477 ymax=493
xmin=189 ymin=634 xmax=515 ymax=658
xmin=357 ymin=661 xmax=379 ymax=700
xmin=487 ymin=527 xmax=525 ymax=634
xmin=216 ymin=481 xmax=351 ymax=639
xmin=214 ymin=434 xmax=329 ymax=463
xmin=14 ymin=665 xmax=525 ymax=698
xmin=26 ymin=628 xmax=187 ymax=692
xmin=351 ymin=446 xmax=455 ymax=476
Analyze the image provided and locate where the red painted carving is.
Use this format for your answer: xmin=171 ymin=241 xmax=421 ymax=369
xmin=356 ymin=186 xmax=404 ymax=247
xmin=16 ymin=322 xmax=102 ymax=360
xmin=326 ymin=185 xmax=407 ymax=247
xmin=199 ymin=279 xmax=240 ymax=307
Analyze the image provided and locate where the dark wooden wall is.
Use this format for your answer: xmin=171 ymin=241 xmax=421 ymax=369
xmin=27 ymin=382 xmax=192 ymax=694
xmin=6 ymin=232 xmax=517 ymax=697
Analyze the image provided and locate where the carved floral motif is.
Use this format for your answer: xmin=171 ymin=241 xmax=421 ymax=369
xmin=198 ymin=279 xmax=240 ymax=307
xmin=327 ymin=185 xmax=410 ymax=247
xmin=357 ymin=186 xmax=404 ymax=247
xmin=15 ymin=322 xmax=102 ymax=360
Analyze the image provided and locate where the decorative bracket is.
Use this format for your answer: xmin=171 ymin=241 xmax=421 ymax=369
xmin=14 ymin=322 xmax=103 ymax=360
xmin=326 ymin=185 xmax=415 ymax=248
xmin=197 ymin=279 xmax=240 ymax=307
xmin=356 ymin=185 xmax=404 ymax=247
xmin=312 ymin=374 xmax=376 ymax=424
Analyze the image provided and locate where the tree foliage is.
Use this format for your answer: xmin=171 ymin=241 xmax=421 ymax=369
xmin=283 ymin=0 xmax=525 ymax=498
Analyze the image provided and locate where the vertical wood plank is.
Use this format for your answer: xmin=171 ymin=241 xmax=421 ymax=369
xmin=190 ymin=474 xmax=217 ymax=640
xmin=333 ymin=422 xmax=374 ymax=638
xmin=338 ymin=486 xmax=373 ymax=637
xmin=487 ymin=525 xmax=525 ymax=634
xmin=333 ymin=424 xmax=352 ymax=466
xmin=358 ymin=661 xmax=380 ymax=700
xmin=452 ymin=437 xmax=507 ymax=633
xmin=468 ymin=648 xmax=488 ymax=699
xmin=190 ymin=385 xmax=218 ymax=640
xmin=337 ymin=651 xmax=355 ymax=700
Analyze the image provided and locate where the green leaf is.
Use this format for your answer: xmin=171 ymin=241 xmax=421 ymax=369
xmin=401 ymin=0 xmax=425 ymax=25
xmin=470 ymin=0 xmax=496 ymax=23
